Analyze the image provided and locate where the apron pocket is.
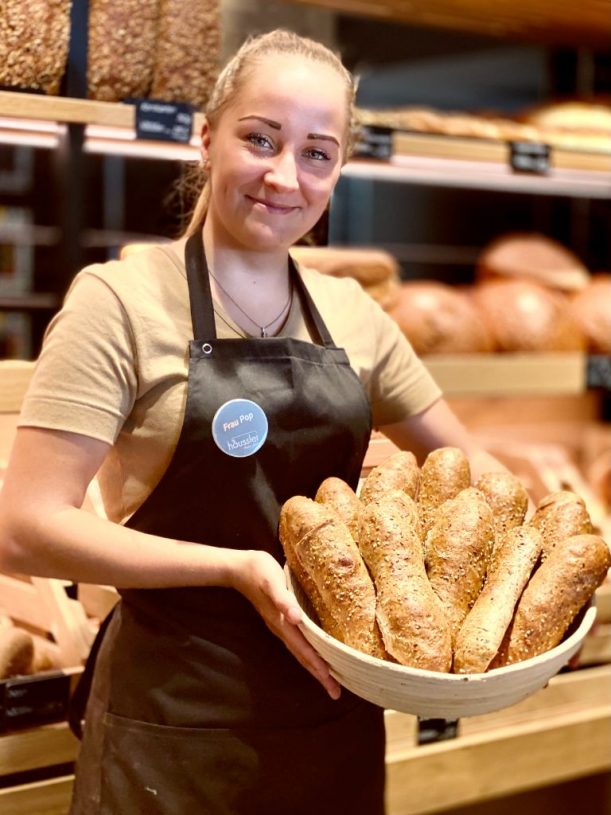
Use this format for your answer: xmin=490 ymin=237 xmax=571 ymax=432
xmin=99 ymin=706 xmax=385 ymax=815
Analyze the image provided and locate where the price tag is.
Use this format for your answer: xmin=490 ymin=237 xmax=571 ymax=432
xmin=509 ymin=141 xmax=551 ymax=174
xmin=1 ymin=672 xmax=71 ymax=732
xmin=587 ymin=355 xmax=611 ymax=390
xmin=135 ymin=99 xmax=194 ymax=144
xmin=353 ymin=125 xmax=393 ymax=160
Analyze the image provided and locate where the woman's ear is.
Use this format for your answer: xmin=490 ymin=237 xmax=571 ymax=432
xmin=200 ymin=119 xmax=212 ymax=167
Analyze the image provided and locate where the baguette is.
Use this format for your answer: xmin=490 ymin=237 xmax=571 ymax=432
xmin=529 ymin=490 xmax=593 ymax=558
xmin=418 ymin=447 xmax=471 ymax=545
xmin=279 ymin=496 xmax=385 ymax=658
xmin=358 ymin=491 xmax=451 ymax=671
xmin=474 ymin=471 xmax=529 ymax=546
xmin=359 ymin=450 xmax=420 ymax=506
xmin=493 ymin=534 xmax=611 ymax=666
xmin=315 ymin=477 xmax=361 ymax=540
xmin=453 ymin=525 xmax=543 ymax=673
xmin=425 ymin=487 xmax=494 ymax=644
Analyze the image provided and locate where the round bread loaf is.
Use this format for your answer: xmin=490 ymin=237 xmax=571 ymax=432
xmin=387 ymin=281 xmax=494 ymax=354
xmin=568 ymin=274 xmax=611 ymax=354
xmin=473 ymin=279 xmax=586 ymax=352
xmin=476 ymin=233 xmax=590 ymax=292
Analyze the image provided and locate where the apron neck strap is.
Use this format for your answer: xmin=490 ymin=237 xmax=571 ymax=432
xmin=185 ymin=231 xmax=335 ymax=347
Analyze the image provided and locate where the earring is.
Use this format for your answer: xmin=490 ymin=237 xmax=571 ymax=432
xmin=203 ymin=158 xmax=211 ymax=171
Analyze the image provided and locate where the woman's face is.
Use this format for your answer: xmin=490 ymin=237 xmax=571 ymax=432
xmin=202 ymin=53 xmax=349 ymax=253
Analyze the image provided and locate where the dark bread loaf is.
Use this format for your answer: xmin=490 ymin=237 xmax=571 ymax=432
xmin=418 ymin=446 xmax=471 ymax=545
xmin=279 ymin=496 xmax=385 ymax=658
xmin=358 ymin=491 xmax=452 ymax=671
xmin=315 ymin=477 xmax=361 ymax=541
xmin=359 ymin=450 xmax=420 ymax=507
xmin=529 ymin=490 xmax=593 ymax=559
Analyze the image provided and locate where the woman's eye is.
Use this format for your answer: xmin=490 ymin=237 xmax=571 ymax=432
xmin=246 ymin=132 xmax=274 ymax=150
xmin=304 ymin=147 xmax=330 ymax=161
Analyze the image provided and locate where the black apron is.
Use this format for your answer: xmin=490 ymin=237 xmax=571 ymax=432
xmin=69 ymin=233 xmax=386 ymax=815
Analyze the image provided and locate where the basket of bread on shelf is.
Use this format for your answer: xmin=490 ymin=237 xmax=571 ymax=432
xmin=281 ymin=447 xmax=610 ymax=718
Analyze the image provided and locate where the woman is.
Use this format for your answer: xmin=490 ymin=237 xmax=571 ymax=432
xmin=0 ymin=30 xmax=508 ymax=815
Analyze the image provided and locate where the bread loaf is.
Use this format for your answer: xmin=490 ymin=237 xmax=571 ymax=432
xmin=358 ymin=491 xmax=451 ymax=671
xmin=88 ymin=0 xmax=159 ymax=101
xmin=453 ymin=525 xmax=543 ymax=673
xmin=279 ymin=496 xmax=385 ymax=658
xmin=474 ymin=471 xmax=530 ymax=546
xmin=425 ymin=487 xmax=494 ymax=644
xmin=529 ymin=490 xmax=593 ymax=559
xmin=473 ymin=279 xmax=586 ymax=352
xmin=418 ymin=447 xmax=471 ymax=545
xmin=387 ymin=281 xmax=494 ymax=355
xmin=315 ymin=477 xmax=361 ymax=540
xmin=359 ymin=450 xmax=420 ymax=507
xmin=568 ymin=274 xmax=611 ymax=354
xmin=493 ymin=534 xmax=611 ymax=666
xmin=476 ymin=233 xmax=590 ymax=293
xmin=0 ymin=627 xmax=35 ymax=679
xmin=151 ymin=0 xmax=220 ymax=109
xmin=0 ymin=1 xmax=71 ymax=94
xmin=290 ymin=246 xmax=402 ymax=311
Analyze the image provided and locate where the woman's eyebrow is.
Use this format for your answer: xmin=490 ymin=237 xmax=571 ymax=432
xmin=238 ymin=115 xmax=340 ymax=146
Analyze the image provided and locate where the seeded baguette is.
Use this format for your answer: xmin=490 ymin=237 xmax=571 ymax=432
xmin=453 ymin=525 xmax=543 ymax=673
xmin=315 ymin=477 xmax=361 ymax=540
xmin=418 ymin=446 xmax=471 ymax=546
xmin=359 ymin=450 xmax=420 ymax=506
xmin=492 ymin=534 xmax=610 ymax=667
xmin=279 ymin=496 xmax=386 ymax=658
xmin=358 ymin=491 xmax=452 ymax=671
xmin=425 ymin=487 xmax=494 ymax=645
xmin=474 ymin=471 xmax=530 ymax=545
xmin=529 ymin=490 xmax=593 ymax=558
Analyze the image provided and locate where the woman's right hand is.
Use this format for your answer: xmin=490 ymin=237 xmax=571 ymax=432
xmin=230 ymin=549 xmax=341 ymax=700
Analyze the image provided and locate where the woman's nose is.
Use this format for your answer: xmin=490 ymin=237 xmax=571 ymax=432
xmin=264 ymin=150 xmax=299 ymax=192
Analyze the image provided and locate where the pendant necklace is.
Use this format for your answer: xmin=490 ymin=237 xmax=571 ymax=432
xmin=208 ymin=269 xmax=293 ymax=338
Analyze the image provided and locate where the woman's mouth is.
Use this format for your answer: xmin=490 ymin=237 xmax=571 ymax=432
xmin=247 ymin=196 xmax=299 ymax=215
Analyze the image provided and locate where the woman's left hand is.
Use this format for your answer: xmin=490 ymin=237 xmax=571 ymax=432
xmin=230 ymin=549 xmax=342 ymax=700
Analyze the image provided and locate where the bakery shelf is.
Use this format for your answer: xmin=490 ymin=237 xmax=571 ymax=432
xmin=422 ymin=352 xmax=594 ymax=396
xmin=343 ymin=155 xmax=611 ymax=199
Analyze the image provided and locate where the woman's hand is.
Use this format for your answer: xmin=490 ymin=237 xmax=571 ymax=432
xmin=231 ymin=550 xmax=341 ymax=700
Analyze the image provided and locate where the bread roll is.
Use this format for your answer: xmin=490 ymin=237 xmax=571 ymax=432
xmin=388 ymin=281 xmax=494 ymax=354
xmin=493 ymin=534 xmax=611 ymax=666
xmin=88 ymin=0 xmax=159 ymax=101
xmin=474 ymin=471 xmax=529 ymax=545
xmin=359 ymin=450 xmax=420 ymax=507
xmin=0 ymin=627 xmax=34 ymax=679
xmin=290 ymin=245 xmax=402 ymax=311
xmin=358 ymin=491 xmax=451 ymax=671
xmin=0 ymin=1 xmax=71 ymax=95
xmin=425 ymin=487 xmax=494 ymax=644
xmin=476 ymin=233 xmax=590 ymax=293
xmin=418 ymin=447 xmax=471 ymax=545
xmin=529 ymin=490 xmax=593 ymax=559
xmin=315 ymin=477 xmax=361 ymax=540
xmin=568 ymin=274 xmax=611 ymax=354
xmin=151 ymin=0 xmax=220 ymax=109
xmin=453 ymin=525 xmax=543 ymax=673
xmin=473 ymin=279 xmax=586 ymax=352
xmin=279 ymin=496 xmax=385 ymax=658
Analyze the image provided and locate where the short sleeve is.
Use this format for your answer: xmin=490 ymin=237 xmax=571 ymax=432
xmin=18 ymin=269 xmax=138 ymax=444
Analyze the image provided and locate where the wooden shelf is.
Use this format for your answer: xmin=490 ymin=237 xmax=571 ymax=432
xmin=282 ymin=0 xmax=611 ymax=48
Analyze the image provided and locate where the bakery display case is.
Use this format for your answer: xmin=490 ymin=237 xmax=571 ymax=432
xmin=1 ymin=2 xmax=610 ymax=814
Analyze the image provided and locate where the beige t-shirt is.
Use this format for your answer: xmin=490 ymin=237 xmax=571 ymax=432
xmin=19 ymin=239 xmax=441 ymax=522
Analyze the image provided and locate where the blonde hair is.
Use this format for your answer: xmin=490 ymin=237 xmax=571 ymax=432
xmin=183 ymin=29 xmax=357 ymax=237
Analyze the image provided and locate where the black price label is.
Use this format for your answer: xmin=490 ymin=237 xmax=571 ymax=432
xmin=352 ymin=125 xmax=393 ymax=160
xmin=135 ymin=99 xmax=194 ymax=144
xmin=587 ymin=355 xmax=611 ymax=390
xmin=1 ymin=672 xmax=71 ymax=732
xmin=509 ymin=141 xmax=551 ymax=174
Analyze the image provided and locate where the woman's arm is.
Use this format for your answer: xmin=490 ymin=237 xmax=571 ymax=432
xmin=0 ymin=426 xmax=341 ymax=698
xmin=378 ymin=397 xmax=513 ymax=483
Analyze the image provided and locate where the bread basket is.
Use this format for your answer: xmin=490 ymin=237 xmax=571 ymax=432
xmin=285 ymin=566 xmax=597 ymax=718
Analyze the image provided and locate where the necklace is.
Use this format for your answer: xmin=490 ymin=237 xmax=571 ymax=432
xmin=208 ymin=269 xmax=293 ymax=338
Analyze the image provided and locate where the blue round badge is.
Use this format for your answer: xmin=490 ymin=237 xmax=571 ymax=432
xmin=211 ymin=399 xmax=269 ymax=458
